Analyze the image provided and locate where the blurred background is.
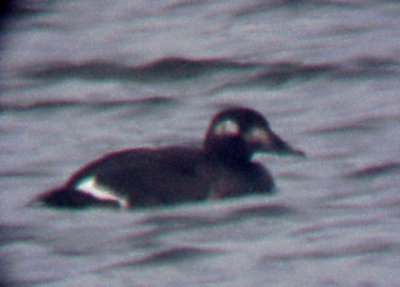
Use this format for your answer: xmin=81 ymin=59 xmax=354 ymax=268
xmin=1 ymin=1 xmax=400 ymax=286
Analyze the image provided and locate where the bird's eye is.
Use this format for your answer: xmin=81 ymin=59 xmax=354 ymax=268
xmin=246 ymin=127 xmax=270 ymax=145
xmin=214 ymin=119 xmax=240 ymax=136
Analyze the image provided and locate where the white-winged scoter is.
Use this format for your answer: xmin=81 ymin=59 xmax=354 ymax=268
xmin=33 ymin=107 xmax=304 ymax=209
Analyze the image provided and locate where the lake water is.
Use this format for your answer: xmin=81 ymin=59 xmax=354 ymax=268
xmin=1 ymin=0 xmax=400 ymax=286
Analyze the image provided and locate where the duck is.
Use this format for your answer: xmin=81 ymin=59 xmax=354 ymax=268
xmin=33 ymin=107 xmax=304 ymax=209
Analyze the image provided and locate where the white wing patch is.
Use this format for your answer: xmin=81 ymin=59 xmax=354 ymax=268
xmin=75 ymin=176 xmax=130 ymax=209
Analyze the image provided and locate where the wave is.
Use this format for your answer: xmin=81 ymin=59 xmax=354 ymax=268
xmin=21 ymin=56 xmax=400 ymax=91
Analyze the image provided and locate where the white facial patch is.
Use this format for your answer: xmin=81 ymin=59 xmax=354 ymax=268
xmin=246 ymin=127 xmax=270 ymax=145
xmin=214 ymin=119 xmax=240 ymax=137
xmin=75 ymin=176 xmax=129 ymax=209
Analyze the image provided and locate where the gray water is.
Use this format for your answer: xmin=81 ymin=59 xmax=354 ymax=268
xmin=1 ymin=0 xmax=400 ymax=286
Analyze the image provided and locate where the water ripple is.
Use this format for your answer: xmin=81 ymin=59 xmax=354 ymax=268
xmin=344 ymin=162 xmax=400 ymax=179
xmin=21 ymin=57 xmax=255 ymax=82
xmin=0 ymin=96 xmax=177 ymax=113
xmin=112 ymin=246 xmax=221 ymax=267
xmin=20 ymin=56 xmax=400 ymax=94
xmin=260 ymin=239 xmax=397 ymax=262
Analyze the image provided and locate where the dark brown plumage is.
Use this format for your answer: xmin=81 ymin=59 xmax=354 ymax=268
xmin=33 ymin=107 xmax=304 ymax=209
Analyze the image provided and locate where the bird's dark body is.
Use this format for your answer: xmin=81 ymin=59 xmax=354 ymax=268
xmin=34 ymin=107 xmax=303 ymax=209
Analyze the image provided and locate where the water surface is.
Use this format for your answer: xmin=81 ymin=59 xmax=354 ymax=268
xmin=1 ymin=1 xmax=400 ymax=286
